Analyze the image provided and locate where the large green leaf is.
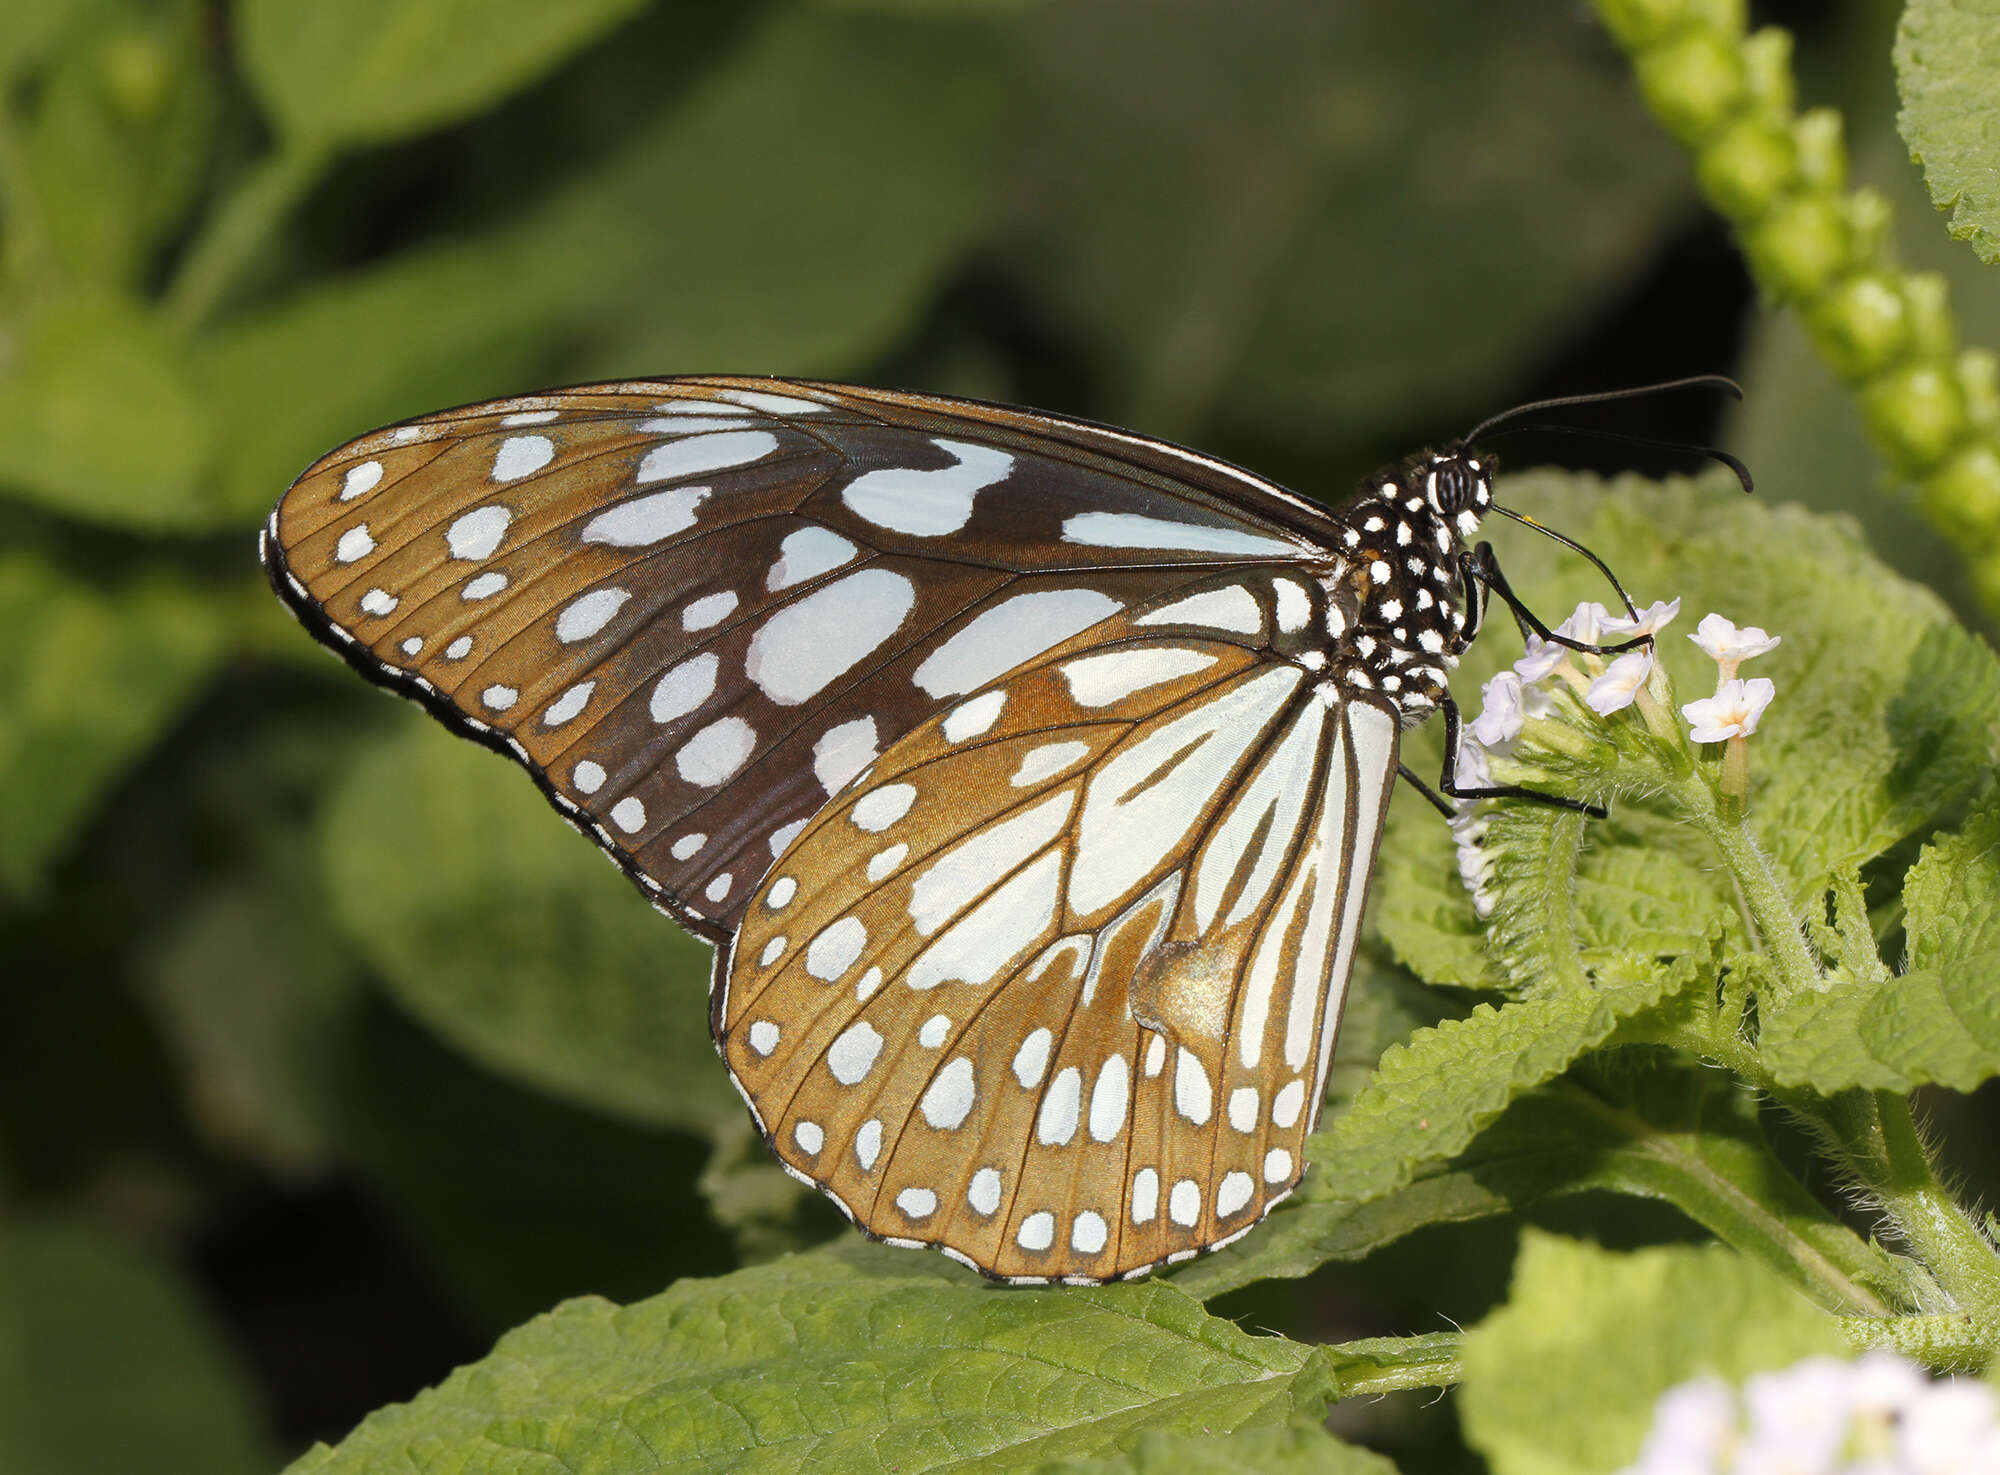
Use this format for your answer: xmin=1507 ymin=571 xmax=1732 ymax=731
xmin=1458 ymin=1234 xmax=1847 ymax=1475
xmin=1896 ymin=0 xmax=2000 ymax=265
xmin=0 ymin=1218 xmax=268 ymax=1475
xmin=0 ymin=551 xmax=229 ymax=896
xmin=1032 ymin=1421 xmax=1398 ymax=1475
xmin=1005 ymin=0 xmax=1686 ymax=442
xmin=1762 ymin=796 xmax=2000 ymax=1095
xmin=238 ymin=0 xmax=652 ymax=150
xmin=199 ymin=4 xmax=1007 ymax=526
xmin=319 ymin=715 xmax=738 ymax=1134
xmin=285 ymin=1247 xmax=1333 ymax=1474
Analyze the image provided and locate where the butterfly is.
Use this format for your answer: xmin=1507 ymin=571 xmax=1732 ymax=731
xmin=263 ymin=374 xmax=1702 ymax=1284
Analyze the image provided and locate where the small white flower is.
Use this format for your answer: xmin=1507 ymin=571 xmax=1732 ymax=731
xmin=1454 ymin=736 xmax=1493 ymax=789
xmin=1520 ymin=681 xmax=1555 ymax=721
xmin=1471 ymin=672 xmax=1526 ymax=748
xmin=1690 ymin=612 xmax=1781 ymax=665
xmin=1559 ymin=600 xmax=1614 ymax=646
xmin=1740 ymin=1357 xmax=1852 ymax=1473
xmin=1682 ymin=678 xmax=1776 ymax=743
xmin=1603 ymin=597 xmax=1682 ymax=639
xmin=1585 ymin=648 xmax=1655 ymax=716
xmin=1900 ymin=1381 xmax=2000 ymax=1473
xmin=1515 ymin=633 xmax=1568 ymax=683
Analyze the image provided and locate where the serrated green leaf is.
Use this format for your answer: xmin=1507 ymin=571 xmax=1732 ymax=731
xmin=1762 ymin=795 xmax=2000 ymax=1095
xmin=0 ymin=551 xmax=228 ymax=896
xmin=1006 ymin=0 xmax=1686 ymax=441
xmin=285 ymin=1248 xmax=1332 ymax=1474
xmin=0 ymin=292 xmax=214 ymax=528
xmin=1299 ymin=969 xmax=1681 ymax=1211
xmin=1458 ymin=1233 xmax=1847 ymax=1475
xmin=1189 ymin=1057 xmax=1903 ymax=1309
xmin=1896 ymin=0 xmax=2000 ymax=265
xmin=0 ymin=1218 xmax=268 ymax=1475
xmin=319 ymin=715 xmax=738 ymax=1134
xmin=198 ymin=5 xmax=1005 ymax=526
xmin=238 ymin=0 xmax=651 ymax=150
xmin=1032 ymin=1420 xmax=1398 ymax=1475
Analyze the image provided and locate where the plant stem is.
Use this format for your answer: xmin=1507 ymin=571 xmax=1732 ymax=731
xmin=163 ymin=144 xmax=329 ymax=334
xmin=1864 ymin=1091 xmax=2000 ymax=1313
xmin=1841 ymin=1312 xmax=2000 ymax=1373
xmin=1677 ymin=773 xmax=1822 ymax=1006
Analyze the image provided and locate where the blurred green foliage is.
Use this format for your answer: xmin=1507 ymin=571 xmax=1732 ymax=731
xmin=5 ymin=1 xmax=1999 ymax=1472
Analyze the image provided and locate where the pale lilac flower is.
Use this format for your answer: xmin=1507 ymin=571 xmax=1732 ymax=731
xmin=1514 ymin=634 xmax=1567 ymax=683
xmin=1618 ymin=1352 xmax=1999 ymax=1475
xmin=1470 ymin=671 xmax=1526 ymax=747
xmin=1585 ymin=648 xmax=1655 ymax=715
xmin=1559 ymin=600 xmax=1614 ymax=646
xmin=1454 ymin=736 xmax=1493 ymax=789
xmin=1520 ymin=681 xmax=1555 ymax=721
xmin=1603 ymin=597 xmax=1682 ymax=639
xmin=1690 ymin=612 xmax=1781 ymax=665
xmin=1682 ymin=678 xmax=1776 ymax=743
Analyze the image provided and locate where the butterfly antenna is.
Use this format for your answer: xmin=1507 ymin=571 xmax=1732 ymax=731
xmin=1477 ymin=421 xmax=1753 ymax=493
xmin=1463 ymin=372 xmax=1743 ymax=445
xmin=1486 ymin=503 xmax=1641 ymax=617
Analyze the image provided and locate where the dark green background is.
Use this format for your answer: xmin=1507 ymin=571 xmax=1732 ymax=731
xmin=3 ymin=1 xmax=1993 ymax=1471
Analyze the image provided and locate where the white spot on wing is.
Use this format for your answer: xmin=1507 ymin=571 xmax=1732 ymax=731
xmin=1071 ymin=1211 xmax=1107 ymax=1254
xmin=895 ymin=1188 xmax=938 ymax=1220
xmin=805 ymin=917 xmax=868 ymax=981
xmin=1061 ymin=646 xmax=1216 ymax=707
xmin=812 ymin=717 xmax=878 ymax=795
xmin=1017 ymin=1212 xmax=1054 ymax=1251
xmin=968 ymin=1168 xmax=1001 ymax=1216
xmin=359 ymin=588 xmax=398 ymax=616
xmin=865 ymin=844 xmax=907 ymax=882
xmin=856 ymin=1118 xmax=883 ymax=1170
xmin=1136 ymin=585 xmax=1263 ymax=634
xmin=850 ymin=783 xmax=915 ymax=833
xmin=556 ymin=588 xmax=630 ymax=643
xmin=1012 ymin=741 xmax=1090 ymax=787
xmin=744 ymin=568 xmax=915 ymax=705
xmin=1228 ymin=1087 xmax=1259 ymax=1133
xmin=340 ymin=462 xmax=383 ymax=500
xmin=1132 ymin=1169 xmax=1159 ymax=1224
xmin=580 ymin=487 xmax=709 ymax=546
xmin=908 ymin=791 xmax=1073 ymax=936
xmin=1013 ymin=1028 xmax=1052 ymax=1089
xmin=649 ymin=653 xmax=718 ymax=724
xmin=941 ymin=690 xmax=1005 ymax=743
xmin=795 ymin=1120 xmax=824 ymax=1154
xmin=573 ymin=761 xmax=606 ymax=795
xmin=610 ymin=796 xmax=645 ymax=833
xmin=913 ymin=589 xmax=1121 ymax=698
xmin=675 ymin=716 xmax=756 ymax=786
xmin=481 ymin=685 xmax=517 ymax=711
xmin=1062 ymin=511 xmax=1299 ymax=557
xmin=766 ymin=527 xmax=857 ymax=591
xmin=1089 ymin=1054 xmax=1129 ymax=1142
xmin=1169 ymin=1179 xmax=1200 ymax=1226
xmin=747 ymin=1020 xmax=779 ymax=1055
xmin=492 ymin=435 xmax=553 ymax=481
xmin=542 ymin=680 xmax=594 ymax=727
xmin=445 ymin=636 xmax=472 ymax=660
xmin=1037 ymin=1067 xmax=1081 ymax=1145
xmin=669 ymin=831 xmax=704 ymax=859
xmin=1272 ymin=1079 xmax=1305 ymax=1128
xmin=1216 ymin=1171 xmax=1254 ymax=1217
xmin=501 ymin=409 xmax=559 ymax=426
xmin=334 ymin=526 xmax=374 ymax=563
xmin=446 ymin=505 xmax=511 ymax=560
xmin=461 ymin=572 xmax=507 ymax=600
xmin=1174 ymin=1048 xmax=1212 ymax=1125
xmin=841 ymin=438 xmax=1013 ymax=536
xmin=637 ymin=431 xmax=778 ymax=484
xmin=681 ymin=590 xmax=738 ymax=630
xmin=827 ymin=1021 xmax=883 ymax=1085
xmin=718 ymin=389 xmax=827 ymax=414
xmin=921 ymin=1056 xmax=976 ymax=1129
xmin=905 ymin=850 xmax=1064 ymax=990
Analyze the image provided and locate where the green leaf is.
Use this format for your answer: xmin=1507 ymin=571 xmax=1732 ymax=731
xmin=0 ymin=1218 xmax=268 ymax=1475
xmin=0 ymin=551 xmax=228 ymax=896
xmin=1896 ymin=0 xmax=2000 ymax=265
xmin=1762 ymin=797 xmax=2000 ymax=1095
xmin=238 ymin=0 xmax=652 ymax=150
xmin=1297 ymin=964 xmax=1682 ymax=1211
xmin=1185 ymin=1057 xmax=1905 ymax=1311
xmin=1458 ymin=1233 xmax=1847 ymax=1475
xmin=1006 ymin=0 xmax=1687 ymax=440
xmin=11 ymin=0 xmax=218 ymax=291
xmin=319 ymin=715 xmax=740 ymax=1134
xmin=0 ymin=292 xmax=214 ymax=528
xmin=1031 ymin=1421 xmax=1398 ymax=1475
xmin=285 ymin=1248 xmax=1333 ymax=1474
xmin=197 ymin=5 xmax=1006 ymax=526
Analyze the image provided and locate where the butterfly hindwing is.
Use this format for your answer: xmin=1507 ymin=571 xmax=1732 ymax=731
xmin=263 ymin=378 xmax=1327 ymax=936
xmin=720 ymin=593 xmax=1400 ymax=1282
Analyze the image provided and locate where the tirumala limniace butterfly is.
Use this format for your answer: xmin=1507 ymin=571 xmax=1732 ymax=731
xmin=265 ymin=374 xmax=1742 ymax=1284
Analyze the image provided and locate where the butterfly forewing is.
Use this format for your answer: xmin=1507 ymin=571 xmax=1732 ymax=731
xmin=265 ymin=378 xmax=1326 ymax=936
xmin=266 ymin=375 xmax=1415 ymax=1283
xmin=721 ymin=598 xmax=1399 ymax=1281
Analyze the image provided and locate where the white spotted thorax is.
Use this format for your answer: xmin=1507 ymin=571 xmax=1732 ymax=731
xmin=264 ymin=377 xmax=1525 ymax=1285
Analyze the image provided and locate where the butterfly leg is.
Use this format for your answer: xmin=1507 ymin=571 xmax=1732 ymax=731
xmin=1466 ymin=543 xmax=1649 ymax=658
xmin=1430 ymin=691 xmax=1608 ymax=818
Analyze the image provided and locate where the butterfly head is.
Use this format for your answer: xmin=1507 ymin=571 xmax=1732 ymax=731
xmin=1422 ymin=444 xmax=1495 ymax=542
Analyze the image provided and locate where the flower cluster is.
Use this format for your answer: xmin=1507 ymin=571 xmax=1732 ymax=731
xmin=1618 ymin=1353 xmax=2000 ymax=1474
xmin=1449 ymin=598 xmax=1786 ymax=913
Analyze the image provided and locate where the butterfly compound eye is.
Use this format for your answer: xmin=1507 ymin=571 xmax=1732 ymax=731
xmin=1430 ymin=457 xmax=1479 ymax=515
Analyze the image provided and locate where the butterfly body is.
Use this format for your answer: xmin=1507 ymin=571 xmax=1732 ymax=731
xmin=264 ymin=376 xmax=1500 ymax=1283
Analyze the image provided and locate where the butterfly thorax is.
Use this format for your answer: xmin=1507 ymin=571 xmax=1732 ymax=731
xmin=1325 ymin=445 xmax=1493 ymax=726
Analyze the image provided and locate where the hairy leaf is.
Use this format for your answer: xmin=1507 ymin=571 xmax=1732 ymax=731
xmin=1032 ymin=1420 xmax=1398 ymax=1474
xmin=285 ymin=1248 xmax=1333 ymax=1474
xmin=1896 ymin=0 xmax=2000 ymax=265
